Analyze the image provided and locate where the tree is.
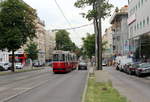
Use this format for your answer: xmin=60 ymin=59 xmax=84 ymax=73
xmin=0 ymin=0 xmax=37 ymax=72
xmin=25 ymin=42 xmax=38 ymax=61
xmin=82 ymin=33 xmax=107 ymax=58
xmin=74 ymin=0 xmax=113 ymax=21
xmin=55 ymin=30 xmax=78 ymax=52
xmin=134 ymin=34 xmax=150 ymax=60
xmin=74 ymin=0 xmax=113 ymax=70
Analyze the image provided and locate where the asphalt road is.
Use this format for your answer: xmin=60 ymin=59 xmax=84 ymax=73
xmin=0 ymin=68 xmax=88 ymax=102
xmin=104 ymin=67 xmax=150 ymax=102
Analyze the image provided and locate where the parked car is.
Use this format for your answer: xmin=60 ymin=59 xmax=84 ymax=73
xmin=33 ymin=60 xmax=43 ymax=67
xmin=135 ymin=63 xmax=150 ymax=77
xmin=102 ymin=61 xmax=107 ymax=66
xmin=115 ymin=56 xmax=133 ymax=71
xmin=0 ymin=62 xmax=10 ymax=71
xmin=15 ymin=63 xmax=23 ymax=69
xmin=78 ymin=62 xmax=87 ymax=70
xmin=126 ymin=62 xmax=140 ymax=75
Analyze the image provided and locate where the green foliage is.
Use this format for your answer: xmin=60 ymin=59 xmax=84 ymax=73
xmin=0 ymin=0 xmax=37 ymax=51
xmin=74 ymin=0 xmax=113 ymax=20
xmin=82 ymin=33 xmax=95 ymax=58
xmin=25 ymin=42 xmax=38 ymax=60
xmin=82 ymin=33 xmax=108 ymax=58
xmin=134 ymin=34 xmax=150 ymax=59
xmin=0 ymin=0 xmax=37 ymax=71
xmin=55 ymin=30 xmax=78 ymax=52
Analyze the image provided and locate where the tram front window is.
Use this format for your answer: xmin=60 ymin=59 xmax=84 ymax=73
xmin=53 ymin=54 xmax=65 ymax=61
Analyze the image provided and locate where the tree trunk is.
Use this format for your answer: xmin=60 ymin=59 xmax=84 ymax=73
xmin=11 ymin=50 xmax=15 ymax=72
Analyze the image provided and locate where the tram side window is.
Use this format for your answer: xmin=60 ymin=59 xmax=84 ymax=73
xmin=59 ymin=54 xmax=65 ymax=61
xmin=53 ymin=54 xmax=59 ymax=61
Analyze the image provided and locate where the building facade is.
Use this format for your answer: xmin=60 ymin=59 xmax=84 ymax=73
xmin=128 ymin=0 xmax=150 ymax=53
xmin=102 ymin=27 xmax=113 ymax=58
xmin=45 ymin=30 xmax=56 ymax=62
xmin=110 ymin=5 xmax=129 ymax=55
xmin=0 ymin=50 xmax=9 ymax=63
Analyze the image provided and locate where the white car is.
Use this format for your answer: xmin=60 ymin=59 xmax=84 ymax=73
xmin=15 ymin=63 xmax=23 ymax=69
xmin=0 ymin=62 xmax=10 ymax=71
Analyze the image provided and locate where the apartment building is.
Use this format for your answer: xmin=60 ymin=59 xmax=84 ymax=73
xmin=110 ymin=5 xmax=129 ymax=55
xmin=128 ymin=0 xmax=150 ymax=52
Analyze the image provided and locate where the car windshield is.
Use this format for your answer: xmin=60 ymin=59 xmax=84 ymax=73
xmin=140 ymin=63 xmax=150 ymax=68
xmin=80 ymin=62 xmax=86 ymax=64
xmin=4 ymin=63 xmax=8 ymax=66
xmin=132 ymin=64 xmax=140 ymax=68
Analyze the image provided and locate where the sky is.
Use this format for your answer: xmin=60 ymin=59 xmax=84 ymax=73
xmin=24 ymin=0 xmax=128 ymax=47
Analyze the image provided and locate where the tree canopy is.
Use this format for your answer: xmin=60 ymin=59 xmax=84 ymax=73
xmin=0 ymin=0 xmax=37 ymax=71
xmin=82 ymin=33 xmax=107 ymax=58
xmin=25 ymin=42 xmax=38 ymax=61
xmin=55 ymin=30 xmax=78 ymax=52
xmin=74 ymin=0 xmax=113 ymax=21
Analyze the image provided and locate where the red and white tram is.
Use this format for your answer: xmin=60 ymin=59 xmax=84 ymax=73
xmin=52 ymin=50 xmax=78 ymax=73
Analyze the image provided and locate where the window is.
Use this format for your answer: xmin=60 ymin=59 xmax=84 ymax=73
xmin=141 ymin=0 xmax=143 ymax=5
xmin=138 ymin=1 xmax=140 ymax=8
xmin=136 ymin=5 xmax=138 ymax=10
xmin=143 ymin=19 xmax=145 ymax=27
xmin=130 ymin=26 xmax=133 ymax=34
xmin=134 ymin=25 xmax=136 ymax=32
xmin=147 ymin=16 xmax=149 ymax=25
xmin=140 ymin=21 xmax=142 ymax=29
xmin=137 ymin=23 xmax=139 ymax=30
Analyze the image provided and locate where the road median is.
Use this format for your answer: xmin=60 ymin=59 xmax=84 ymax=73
xmin=82 ymin=67 xmax=129 ymax=102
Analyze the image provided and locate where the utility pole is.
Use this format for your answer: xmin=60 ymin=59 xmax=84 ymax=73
xmin=96 ymin=0 xmax=102 ymax=70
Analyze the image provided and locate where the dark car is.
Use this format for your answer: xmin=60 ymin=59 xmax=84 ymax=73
xmin=78 ymin=62 xmax=87 ymax=70
xmin=123 ymin=62 xmax=132 ymax=72
xmin=126 ymin=62 xmax=140 ymax=75
xmin=135 ymin=63 xmax=150 ymax=77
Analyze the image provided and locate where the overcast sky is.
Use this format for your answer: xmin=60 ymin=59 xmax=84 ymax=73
xmin=24 ymin=0 xmax=128 ymax=47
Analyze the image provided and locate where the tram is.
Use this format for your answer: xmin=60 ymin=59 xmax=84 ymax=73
xmin=52 ymin=50 xmax=78 ymax=73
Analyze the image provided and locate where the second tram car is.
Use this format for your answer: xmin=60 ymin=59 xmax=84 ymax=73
xmin=52 ymin=50 xmax=78 ymax=73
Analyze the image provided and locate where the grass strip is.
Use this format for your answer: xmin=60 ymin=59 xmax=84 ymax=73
xmin=85 ymin=75 xmax=128 ymax=102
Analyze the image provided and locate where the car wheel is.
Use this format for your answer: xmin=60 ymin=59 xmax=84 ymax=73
xmin=136 ymin=71 xmax=141 ymax=77
xmin=128 ymin=71 xmax=132 ymax=75
xmin=116 ymin=66 xmax=119 ymax=70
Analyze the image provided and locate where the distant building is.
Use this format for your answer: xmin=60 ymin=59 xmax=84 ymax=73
xmin=110 ymin=5 xmax=129 ymax=55
xmin=45 ymin=30 xmax=56 ymax=61
xmin=128 ymin=0 xmax=150 ymax=53
xmin=0 ymin=50 xmax=9 ymax=63
xmin=18 ymin=18 xmax=47 ymax=64
xmin=34 ymin=18 xmax=46 ymax=64
xmin=102 ymin=27 xmax=113 ymax=58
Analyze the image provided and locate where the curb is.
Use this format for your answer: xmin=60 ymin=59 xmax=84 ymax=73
xmin=81 ymin=67 xmax=90 ymax=102
xmin=0 ymin=67 xmax=44 ymax=76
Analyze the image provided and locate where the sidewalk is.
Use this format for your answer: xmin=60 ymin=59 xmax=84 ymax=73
xmin=94 ymin=66 xmax=150 ymax=102
xmin=95 ymin=69 xmax=111 ymax=83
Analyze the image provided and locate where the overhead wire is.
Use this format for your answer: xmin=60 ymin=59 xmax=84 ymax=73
xmin=54 ymin=0 xmax=73 ymax=28
xmin=53 ymin=23 xmax=93 ymax=31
